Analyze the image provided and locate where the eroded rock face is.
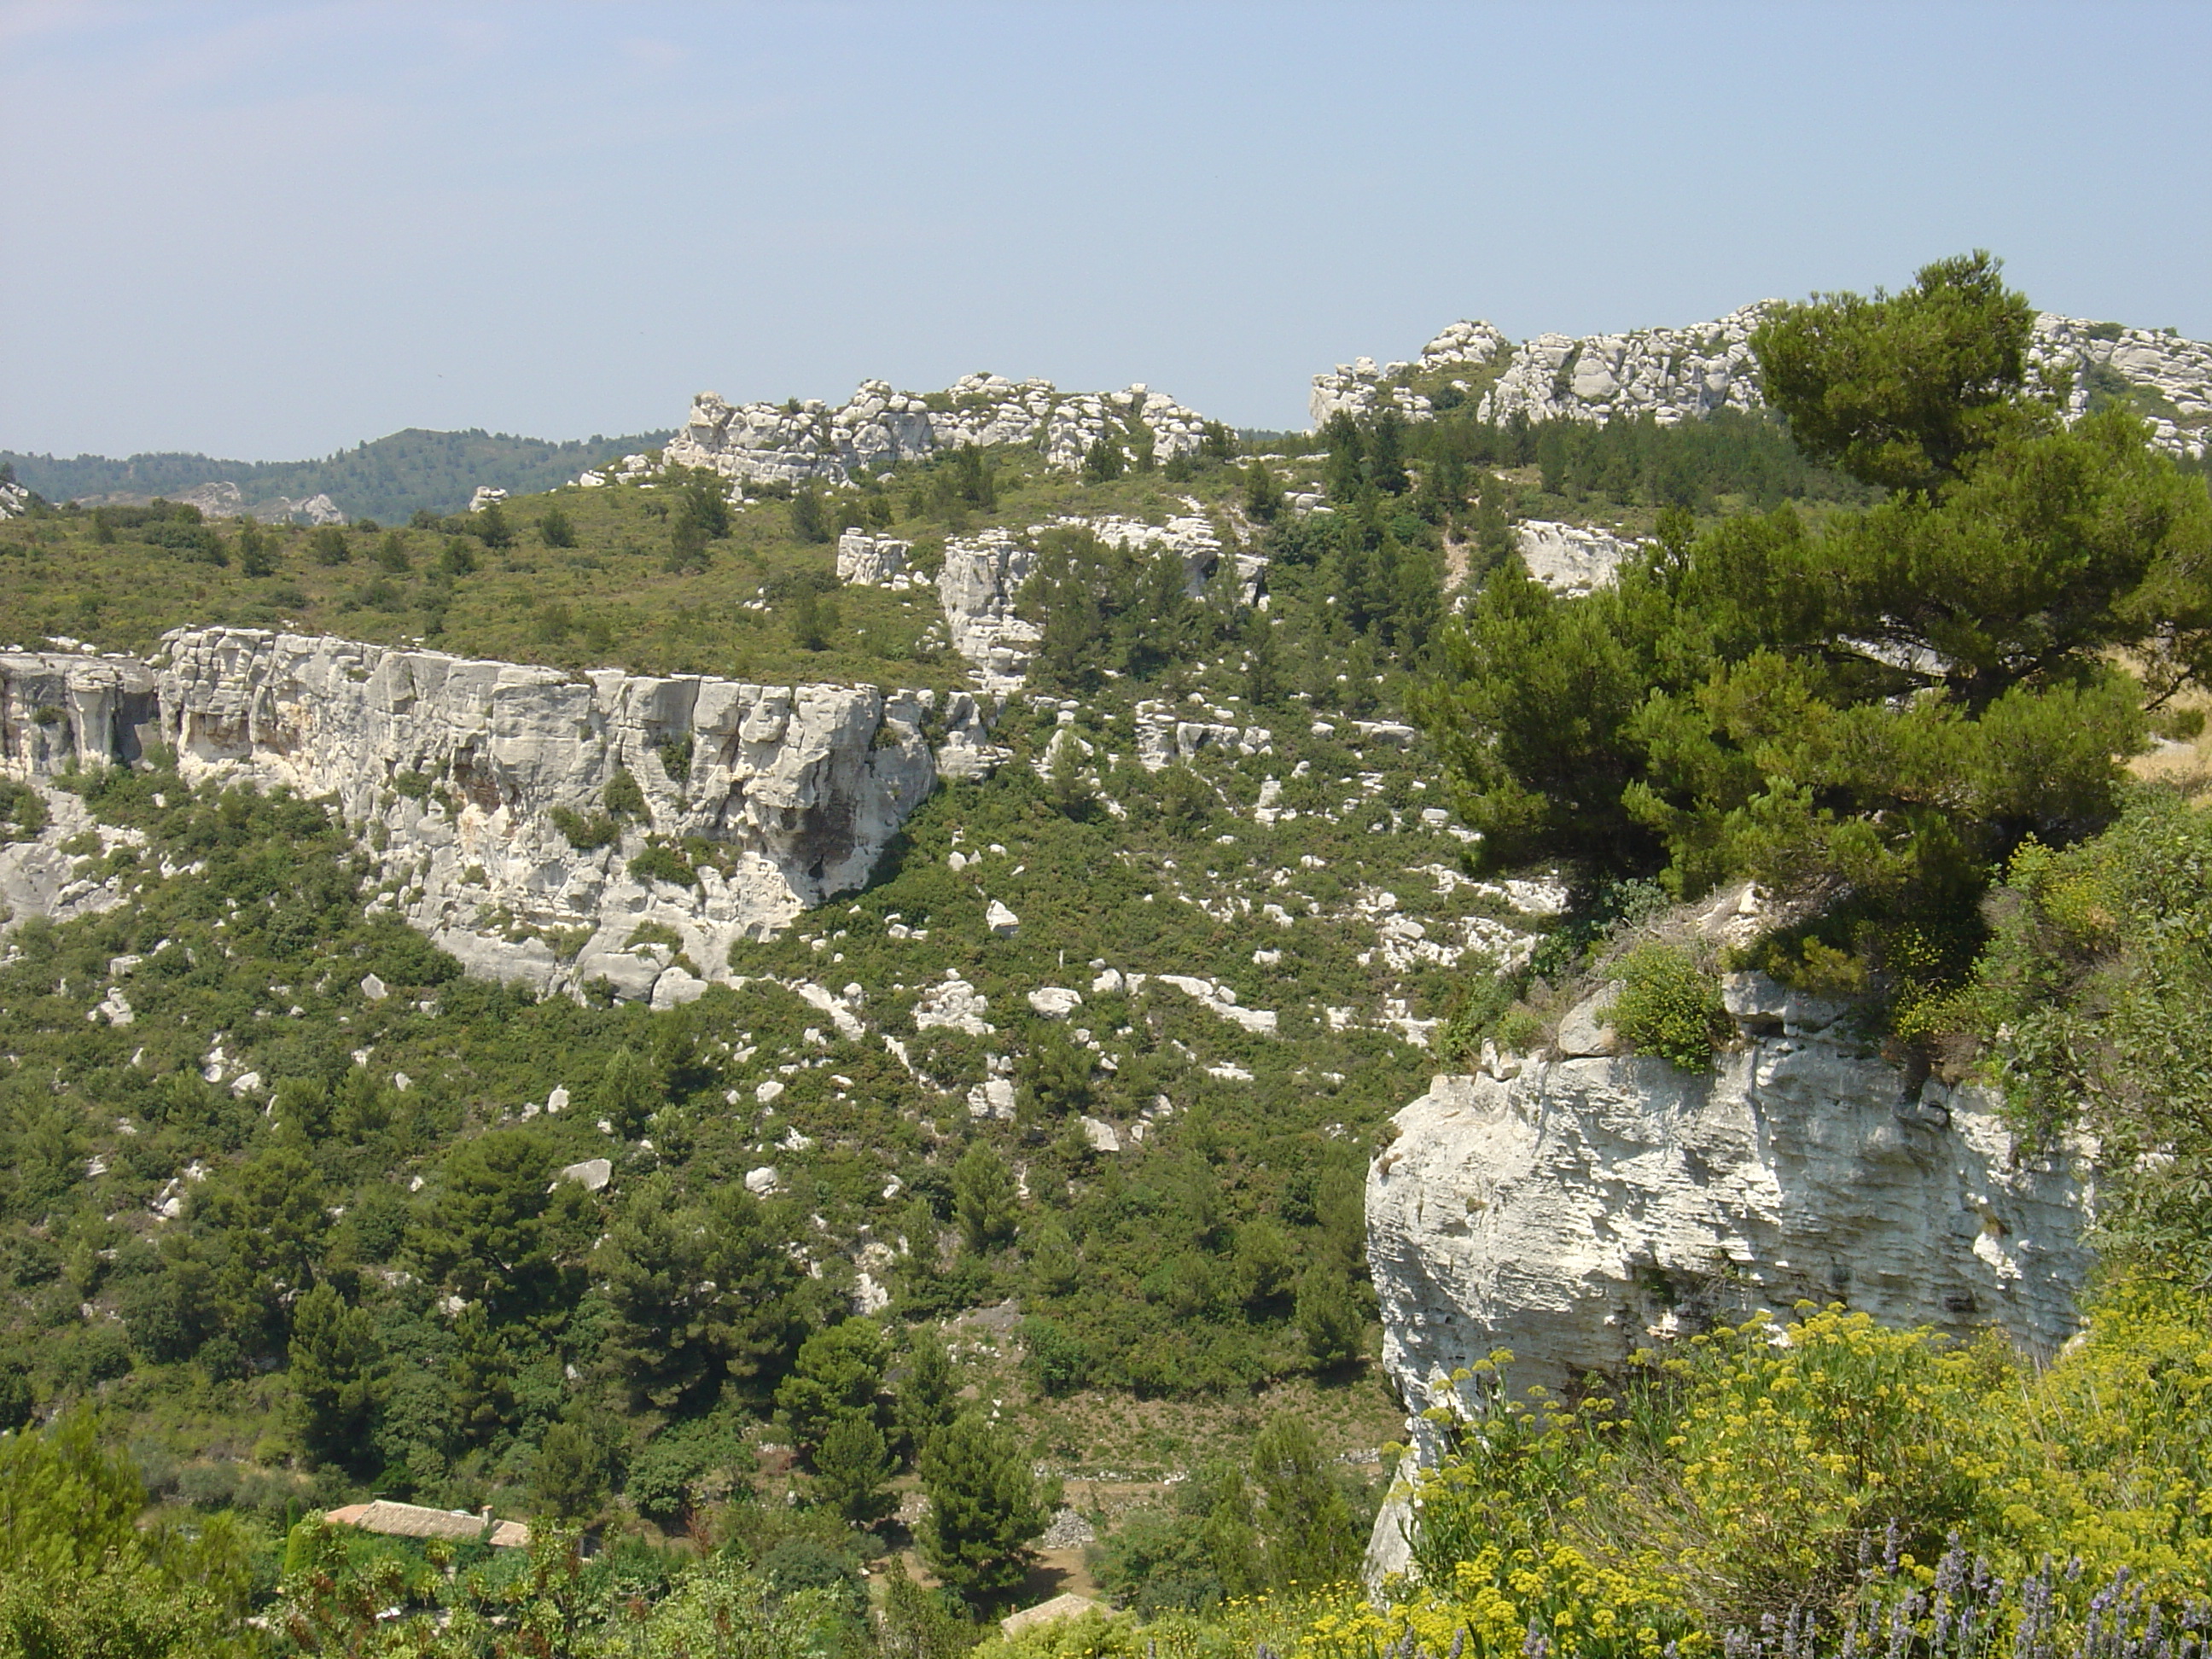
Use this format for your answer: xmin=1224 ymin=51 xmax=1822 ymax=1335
xmin=1368 ymin=972 xmax=2093 ymax=1417
xmin=0 ymin=631 xmax=992 ymax=1001
xmin=1515 ymin=520 xmax=1642 ymax=596
xmin=1317 ymin=308 xmax=2211 ymax=457
xmin=662 ymin=375 xmax=1216 ymax=489
xmin=938 ymin=529 xmax=1039 ymax=691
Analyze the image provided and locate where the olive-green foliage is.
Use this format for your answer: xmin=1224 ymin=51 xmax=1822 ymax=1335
xmin=593 ymin=1177 xmax=810 ymax=1412
xmin=625 ymin=1416 xmax=750 ymax=1523
xmin=276 ymin=1522 xmax=844 ymax=1657
xmin=1755 ymin=249 xmax=2039 ymax=497
xmin=1960 ymin=789 xmax=2212 ymax=1283
xmin=627 ymin=839 xmax=697 ymax=888
xmin=917 ymin=1412 xmax=1050 ymax=1606
xmin=602 ymin=768 xmax=646 ymax=817
xmin=1090 ymin=1421 xmax=1372 ymax=1620
xmin=952 ymin=1144 xmax=1019 ymax=1254
xmin=288 ymin=1282 xmax=382 ymax=1470
xmin=1018 ymin=527 xmax=1212 ymax=693
xmin=531 ymin=1420 xmax=606 ymax=1521
xmin=235 ymin=517 xmax=278 ymax=578
xmin=549 ymin=805 xmax=619 ymax=849
xmin=894 ymin=1330 xmax=960 ymax=1458
xmin=0 ymin=1409 xmax=148 ymax=1578
xmin=1417 ymin=253 xmax=2212 ymax=953
xmin=1392 ymin=1284 xmax=2212 ymax=1644
xmin=1249 ymin=1412 xmax=1364 ymax=1588
xmin=1294 ymin=1261 xmax=1365 ymax=1369
xmin=1609 ymin=942 xmax=1727 ymax=1071
xmin=0 ymin=1409 xmax=255 ymax=1656
xmin=1091 ymin=1460 xmax=1264 ymax=1615
xmin=775 ymin=1318 xmax=887 ymax=1460
xmin=410 ymin=1127 xmax=560 ymax=1314
xmin=0 ymin=780 xmax=48 ymax=841
xmin=789 ymin=583 xmax=841 ymax=651
xmin=813 ymin=1412 xmax=896 ymax=1524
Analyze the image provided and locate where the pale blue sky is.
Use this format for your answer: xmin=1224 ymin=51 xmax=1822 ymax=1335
xmin=3 ymin=1 xmax=2207 ymax=459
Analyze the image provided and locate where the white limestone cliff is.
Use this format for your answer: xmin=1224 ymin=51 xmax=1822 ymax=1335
xmin=0 ymin=631 xmax=998 ymax=1003
xmin=1362 ymin=969 xmax=2094 ymax=1581
xmin=1318 ymin=306 xmax=2212 ymax=457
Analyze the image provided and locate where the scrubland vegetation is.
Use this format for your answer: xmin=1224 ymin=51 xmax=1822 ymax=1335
xmin=4 ymin=253 xmax=2212 ymax=1658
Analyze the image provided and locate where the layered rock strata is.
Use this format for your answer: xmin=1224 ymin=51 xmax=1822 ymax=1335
xmin=1363 ymin=971 xmax=2094 ymax=1580
xmin=1369 ymin=969 xmax=2092 ymax=1406
xmin=1318 ymin=308 xmax=2212 ymax=457
xmin=0 ymin=631 xmax=995 ymax=1001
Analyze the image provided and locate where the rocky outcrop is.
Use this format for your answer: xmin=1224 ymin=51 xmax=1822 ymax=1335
xmin=1310 ymin=321 xmax=1516 ymax=427
xmin=0 ymin=479 xmax=31 ymax=521
xmin=1313 ymin=308 xmax=1769 ymax=432
xmin=661 ymin=374 xmax=1217 ymax=490
xmin=938 ymin=529 xmax=1040 ymax=692
xmin=128 ymin=480 xmax=349 ymax=525
xmin=1318 ymin=307 xmax=2211 ymax=457
xmin=1367 ymin=971 xmax=2093 ymax=1413
xmin=0 ymin=649 xmax=163 ymax=775
xmin=1363 ymin=970 xmax=2095 ymax=1585
xmin=0 ymin=631 xmax=998 ymax=1001
xmin=836 ymin=529 xmax=917 ymax=589
xmin=2031 ymin=315 xmax=2212 ymax=457
xmin=929 ymin=508 xmax=1260 ymax=690
xmin=1514 ymin=520 xmax=1642 ymax=596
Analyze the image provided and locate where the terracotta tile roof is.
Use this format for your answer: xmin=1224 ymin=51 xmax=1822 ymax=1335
xmin=324 ymin=1499 xmax=531 ymax=1547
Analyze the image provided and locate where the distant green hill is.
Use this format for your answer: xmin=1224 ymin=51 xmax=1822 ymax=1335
xmin=1 ymin=425 xmax=676 ymax=522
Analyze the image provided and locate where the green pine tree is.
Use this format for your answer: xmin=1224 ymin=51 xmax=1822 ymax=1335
xmin=917 ymin=1413 xmax=1049 ymax=1606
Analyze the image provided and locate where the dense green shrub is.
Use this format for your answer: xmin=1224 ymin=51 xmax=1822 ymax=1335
xmin=627 ymin=840 xmax=696 ymax=888
xmin=549 ymin=805 xmax=619 ymax=849
xmin=1609 ymin=942 xmax=1727 ymax=1070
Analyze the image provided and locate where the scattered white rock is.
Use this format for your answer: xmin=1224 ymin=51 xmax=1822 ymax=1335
xmin=968 ymin=1078 xmax=1017 ymax=1120
xmin=1027 ymin=987 xmax=1082 ymax=1018
xmin=915 ymin=976 xmax=993 ymax=1036
xmin=555 ymin=1157 xmax=613 ymax=1193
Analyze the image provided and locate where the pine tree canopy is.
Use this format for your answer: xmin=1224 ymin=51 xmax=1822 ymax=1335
xmin=1417 ymin=253 xmax=2212 ymax=932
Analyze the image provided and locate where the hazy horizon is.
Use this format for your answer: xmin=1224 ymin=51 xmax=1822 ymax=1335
xmin=5 ymin=0 xmax=2209 ymax=462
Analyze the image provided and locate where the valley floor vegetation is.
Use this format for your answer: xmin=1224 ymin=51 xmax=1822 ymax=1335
xmin=6 ymin=253 xmax=2212 ymax=1659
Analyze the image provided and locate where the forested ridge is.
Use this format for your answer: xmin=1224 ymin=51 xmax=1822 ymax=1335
xmin=4 ymin=254 xmax=2212 ymax=1659
xmin=2 ymin=426 xmax=677 ymax=524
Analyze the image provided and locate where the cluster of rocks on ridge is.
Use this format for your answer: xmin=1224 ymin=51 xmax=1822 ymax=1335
xmin=1314 ymin=306 xmax=2212 ymax=457
xmin=643 ymin=373 xmax=1218 ymax=492
xmin=51 ymin=479 xmax=350 ymax=525
xmin=840 ymin=505 xmax=1256 ymax=693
